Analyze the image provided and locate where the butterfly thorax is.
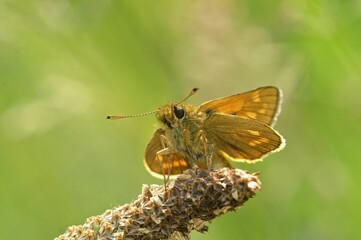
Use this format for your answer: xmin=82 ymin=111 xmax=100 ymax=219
xmin=156 ymin=103 xmax=209 ymax=167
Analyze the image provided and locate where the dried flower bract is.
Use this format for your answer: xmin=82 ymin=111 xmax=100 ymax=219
xmin=55 ymin=167 xmax=261 ymax=240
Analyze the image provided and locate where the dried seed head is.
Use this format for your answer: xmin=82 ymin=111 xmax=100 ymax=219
xmin=55 ymin=166 xmax=261 ymax=240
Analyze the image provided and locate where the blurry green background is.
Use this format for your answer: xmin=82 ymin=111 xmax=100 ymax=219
xmin=1 ymin=1 xmax=360 ymax=239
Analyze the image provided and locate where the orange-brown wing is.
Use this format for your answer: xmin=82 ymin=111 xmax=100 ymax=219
xmin=199 ymin=86 xmax=281 ymax=126
xmin=144 ymin=128 xmax=190 ymax=178
xmin=204 ymin=113 xmax=285 ymax=162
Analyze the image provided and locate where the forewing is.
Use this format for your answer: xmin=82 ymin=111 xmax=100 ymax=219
xmin=204 ymin=113 xmax=285 ymax=162
xmin=199 ymin=86 xmax=281 ymax=126
xmin=144 ymin=128 xmax=190 ymax=178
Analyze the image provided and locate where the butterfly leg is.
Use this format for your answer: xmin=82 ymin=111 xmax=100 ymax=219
xmin=194 ymin=130 xmax=214 ymax=169
xmin=156 ymin=134 xmax=171 ymax=189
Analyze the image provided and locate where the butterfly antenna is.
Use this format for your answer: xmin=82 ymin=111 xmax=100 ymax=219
xmin=107 ymin=88 xmax=198 ymax=120
xmin=177 ymin=87 xmax=199 ymax=104
xmin=106 ymin=110 xmax=157 ymax=120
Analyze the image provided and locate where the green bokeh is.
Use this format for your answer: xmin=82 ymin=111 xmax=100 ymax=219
xmin=1 ymin=1 xmax=360 ymax=239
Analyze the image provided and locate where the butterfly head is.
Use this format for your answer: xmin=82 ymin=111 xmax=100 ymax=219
xmin=155 ymin=88 xmax=199 ymax=129
xmin=156 ymin=103 xmax=187 ymax=129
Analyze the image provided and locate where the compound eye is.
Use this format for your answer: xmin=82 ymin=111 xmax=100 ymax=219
xmin=173 ymin=106 xmax=185 ymax=119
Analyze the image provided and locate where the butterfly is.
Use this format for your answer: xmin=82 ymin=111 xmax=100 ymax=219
xmin=108 ymin=86 xmax=285 ymax=179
